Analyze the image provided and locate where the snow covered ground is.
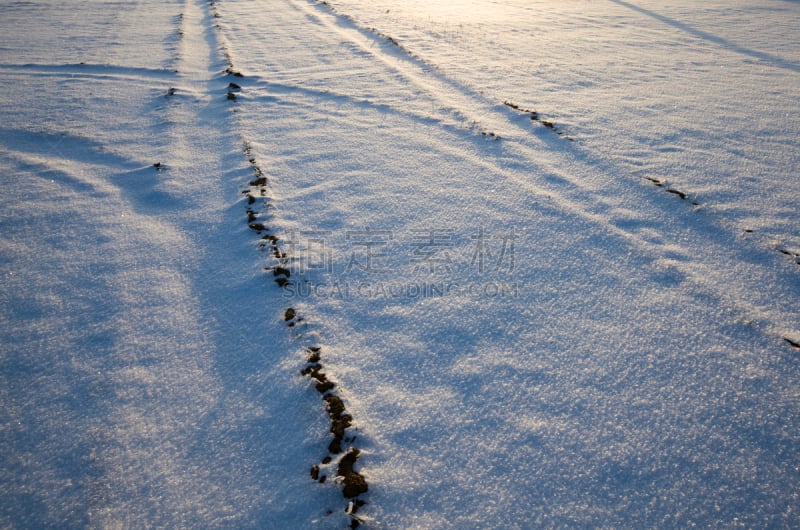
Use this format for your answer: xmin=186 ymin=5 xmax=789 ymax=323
xmin=1 ymin=0 xmax=798 ymax=528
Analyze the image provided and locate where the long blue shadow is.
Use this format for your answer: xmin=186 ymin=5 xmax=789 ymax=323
xmin=608 ymin=0 xmax=800 ymax=73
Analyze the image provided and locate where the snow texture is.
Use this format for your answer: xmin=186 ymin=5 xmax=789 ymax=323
xmin=1 ymin=0 xmax=798 ymax=528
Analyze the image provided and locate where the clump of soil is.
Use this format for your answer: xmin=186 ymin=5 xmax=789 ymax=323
xmin=339 ymin=449 xmax=368 ymax=498
xmin=299 ymin=344 xmax=370 ymax=506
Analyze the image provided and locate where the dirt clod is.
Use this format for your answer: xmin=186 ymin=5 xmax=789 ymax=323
xmin=324 ymin=395 xmax=345 ymax=417
xmin=316 ymin=381 xmax=335 ymax=393
xmin=339 ymin=449 xmax=368 ymax=498
xmin=328 ymin=438 xmax=342 ymax=454
xmin=667 ymin=189 xmax=688 ymax=200
xmin=330 ymin=415 xmax=352 ymax=437
xmin=250 ymin=176 xmax=267 ymax=187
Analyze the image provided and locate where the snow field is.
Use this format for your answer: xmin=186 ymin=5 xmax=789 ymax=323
xmin=1 ymin=0 xmax=798 ymax=528
xmin=217 ymin=0 xmax=799 ymax=527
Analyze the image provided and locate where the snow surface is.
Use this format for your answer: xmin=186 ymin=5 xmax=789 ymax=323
xmin=1 ymin=0 xmax=799 ymax=528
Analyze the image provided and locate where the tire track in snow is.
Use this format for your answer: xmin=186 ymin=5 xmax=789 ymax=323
xmin=240 ymin=137 xmax=369 ymax=526
xmin=314 ymin=2 xmax=798 ymax=280
xmin=46 ymin=1 xmax=230 ymax=524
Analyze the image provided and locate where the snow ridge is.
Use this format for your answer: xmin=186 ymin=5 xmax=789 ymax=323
xmin=210 ymin=0 xmax=370 ymax=526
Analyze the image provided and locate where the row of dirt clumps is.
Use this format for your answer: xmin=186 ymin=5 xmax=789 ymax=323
xmin=242 ymin=133 xmax=369 ymax=529
xmin=210 ymin=1 xmax=368 ymax=526
xmin=502 ymin=102 xmax=800 ymax=346
xmin=244 ymin=137 xmax=368 ymax=527
xmin=503 ymin=100 xmax=573 ymax=140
